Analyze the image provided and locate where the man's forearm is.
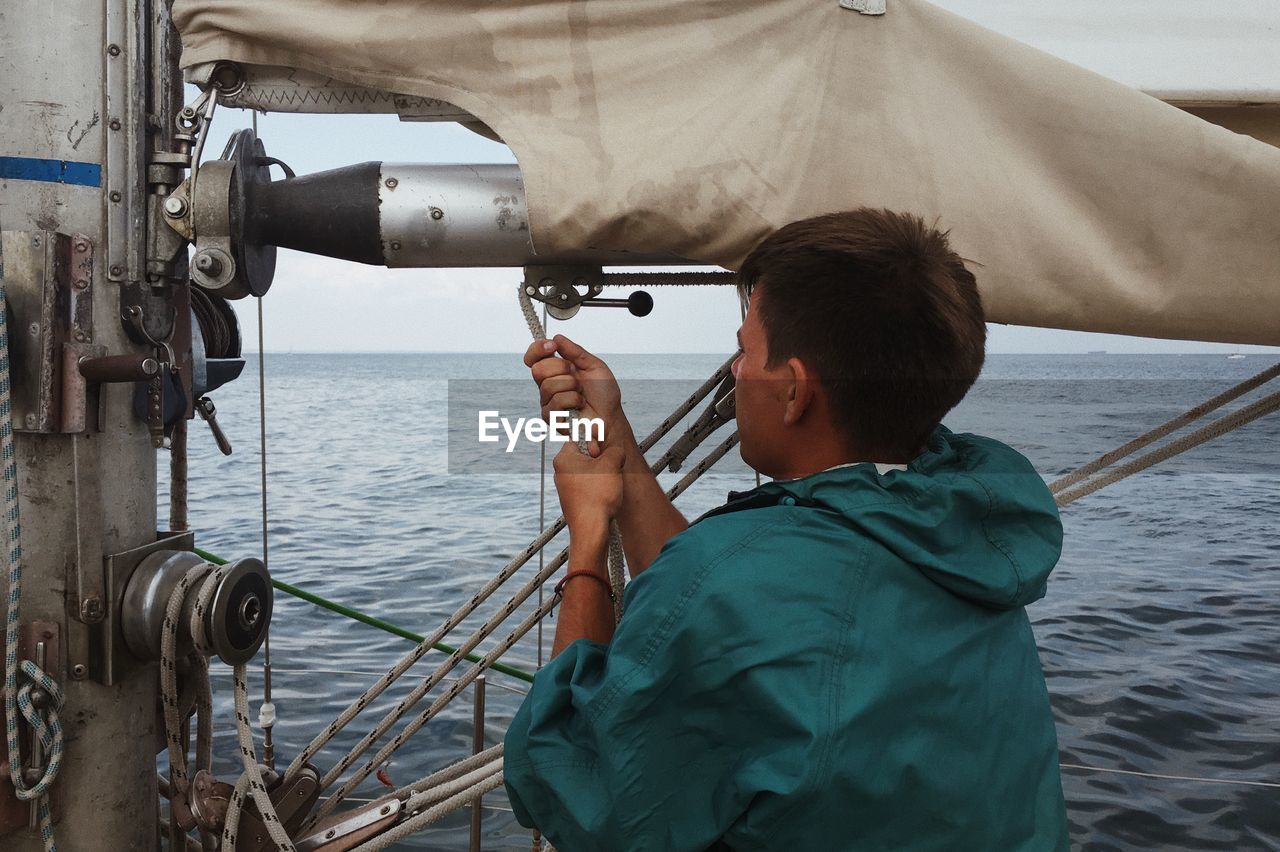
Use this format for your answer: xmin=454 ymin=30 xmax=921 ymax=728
xmin=551 ymin=521 xmax=616 ymax=657
xmin=612 ymin=420 xmax=688 ymax=576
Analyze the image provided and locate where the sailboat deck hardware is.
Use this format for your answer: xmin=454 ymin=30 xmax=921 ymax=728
xmin=293 ymin=796 xmax=402 ymax=852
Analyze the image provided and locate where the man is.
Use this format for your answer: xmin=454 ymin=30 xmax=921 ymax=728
xmin=504 ymin=209 xmax=1068 ymax=851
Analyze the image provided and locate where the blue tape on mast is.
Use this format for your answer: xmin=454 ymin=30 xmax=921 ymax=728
xmin=0 ymin=156 xmax=102 ymax=187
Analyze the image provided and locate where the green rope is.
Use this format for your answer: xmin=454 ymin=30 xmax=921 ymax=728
xmin=193 ymin=548 xmax=535 ymax=685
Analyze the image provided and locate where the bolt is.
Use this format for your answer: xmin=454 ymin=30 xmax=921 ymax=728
xmin=163 ymin=196 xmax=188 ymax=217
xmin=430 ymin=207 xmax=444 ymax=220
xmin=380 ymin=805 xmax=391 ymax=815
xmin=81 ymin=594 xmax=104 ymax=623
xmin=559 ymin=293 xmax=568 ymax=301
xmin=73 ymin=278 xmax=89 ymax=290
xmin=31 ymin=235 xmax=41 ymax=248
xmin=107 ymin=43 xmax=121 ymax=57
xmin=194 ymin=253 xmax=223 ymax=276
xmin=325 ymin=830 xmax=336 ymax=840
xmin=389 ymin=240 xmax=402 ymax=251
xmin=109 ymin=118 xmax=121 ymax=131
xmin=28 ymin=322 xmax=39 ymax=337
xmin=73 ymin=331 xmax=86 ymax=342
xmin=74 ymin=239 xmax=89 ymax=253
xmin=384 ymin=177 xmax=398 ymax=189
xmin=23 ymin=414 xmax=36 ymax=430
xmin=524 ymin=286 xmax=535 ymax=295
xmin=141 ymin=358 xmax=159 ymax=376
xmin=109 ymin=190 xmax=122 ymax=203
xmin=110 ymin=265 xmax=123 ymax=277
xmin=238 ymin=594 xmax=262 ymax=630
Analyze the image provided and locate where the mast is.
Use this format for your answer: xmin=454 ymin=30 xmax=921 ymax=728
xmin=0 ymin=0 xmax=163 ymax=846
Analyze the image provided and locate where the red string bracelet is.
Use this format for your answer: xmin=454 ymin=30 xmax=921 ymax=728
xmin=554 ymin=571 xmax=616 ymax=601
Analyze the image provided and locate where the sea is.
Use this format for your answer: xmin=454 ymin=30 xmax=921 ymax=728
xmin=168 ymin=353 xmax=1280 ymax=851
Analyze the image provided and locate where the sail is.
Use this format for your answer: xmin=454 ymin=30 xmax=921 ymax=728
xmin=173 ymin=0 xmax=1280 ymax=345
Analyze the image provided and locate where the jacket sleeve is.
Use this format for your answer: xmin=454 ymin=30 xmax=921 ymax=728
xmin=502 ymin=522 xmax=820 ymax=852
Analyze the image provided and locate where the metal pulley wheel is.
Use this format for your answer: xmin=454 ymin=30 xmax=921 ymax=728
xmin=121 ymin=550 xmax=273 ymax=666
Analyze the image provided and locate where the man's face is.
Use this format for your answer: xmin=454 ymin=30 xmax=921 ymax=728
xmin=732 ymin=297 xmax=790 ymax=477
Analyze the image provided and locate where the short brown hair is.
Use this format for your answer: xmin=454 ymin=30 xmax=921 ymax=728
xmin=738 ymin=208 xmax=985 ymax=458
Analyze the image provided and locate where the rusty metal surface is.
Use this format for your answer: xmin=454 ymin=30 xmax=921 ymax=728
xmin=3 ymin=231 xmax=68 ymax=433
xmin=188 ymin=769 xmax=233 ymax=832
xmin=0 ymin=231 xmax=100 ymax=435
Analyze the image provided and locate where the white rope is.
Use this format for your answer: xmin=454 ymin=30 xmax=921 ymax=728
xmin=517 ymin=285 xmax=627 ymax=619
xmin=220 ymin=663 xmax=297 ymax=851
xmin=1055 ymin=388 xmax=1280 ymax=507
xmin=388 ymin=744 xmax=504 ymax=802
xmin=308 ymin=592 xmax=560 ymax=826
xmin=349 ymin=772 xmax=507 ymax=852
xmin=2 ymin=283 xmax=63 ymax=852
xmin=155 ymin=561 xmax=295 ymax=850
xmin=1050 ymin=363 xmax=1279 ymax=495
xmin=402 ymin=757 xmax=504 ymax=812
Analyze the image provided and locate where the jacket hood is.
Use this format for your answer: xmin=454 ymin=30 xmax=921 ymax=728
xmin=718 ymin=427 xmax=1063 ymax=609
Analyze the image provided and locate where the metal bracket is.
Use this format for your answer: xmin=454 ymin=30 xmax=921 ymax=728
xmin=64 ymin=434 xmax=108 ymax=685
xmin=522 ymin=265 xmax=604 ymax=321
xmin=293 ymin=797 xmax=402 ymax=852
xmin=98 ymin=530 xmax=196 ymax=685
xmin=233 ymin=766 xmax=322 ymax=851
xmin=0 ymin=230 xmax=99 ymax=434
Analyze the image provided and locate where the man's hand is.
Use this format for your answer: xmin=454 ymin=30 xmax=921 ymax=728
xmin=553 ymin=443 xmax=625 ymax=532
xmin=524 ymin=335 xmax=629 ymax=448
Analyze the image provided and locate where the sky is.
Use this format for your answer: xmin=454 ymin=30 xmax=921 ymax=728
xmin=195 ymin=2 xmax=1280 ymax=356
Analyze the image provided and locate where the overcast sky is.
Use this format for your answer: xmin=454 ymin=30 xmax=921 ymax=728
xmin=200 ymin=1 xmax=1280 ymax=355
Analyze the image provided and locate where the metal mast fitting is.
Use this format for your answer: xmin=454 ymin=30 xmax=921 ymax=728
xmin=164 ymin=129 xmax=692 ymax=283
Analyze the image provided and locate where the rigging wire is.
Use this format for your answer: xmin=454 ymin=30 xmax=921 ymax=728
xmin=1059 ymin=763 xmax=1280 ymax=790
xmin=537 ymin=301 xmax=548 ymax=669
xmin=253 ymin=108 xmax=276 ymax=771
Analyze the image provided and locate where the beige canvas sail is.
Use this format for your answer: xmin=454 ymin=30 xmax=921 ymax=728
xmin=173 ymin=0 xmax=1280 ymax=345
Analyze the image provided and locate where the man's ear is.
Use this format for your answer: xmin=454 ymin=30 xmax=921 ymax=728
xmin=782 ymin=356 xmax=817 ymax=426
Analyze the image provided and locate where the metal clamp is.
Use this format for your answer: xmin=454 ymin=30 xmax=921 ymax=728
xmin=294 ymin=797 xmax=402 ymax=852
xmin=665 ymin=373 xmax=736 ymax=473
xmin=522 ymin=265 xmax=653 ymax=320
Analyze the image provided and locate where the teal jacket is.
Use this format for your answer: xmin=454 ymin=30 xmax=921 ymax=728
xmin=504 ymin=427 xmax=1069 ymax=851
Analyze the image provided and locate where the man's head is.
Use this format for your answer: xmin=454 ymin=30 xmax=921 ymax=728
xmin=731 ymin=208 xmax=985 ymax=478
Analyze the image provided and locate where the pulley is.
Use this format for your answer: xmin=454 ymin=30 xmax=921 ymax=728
xmin=522 ymin=265 xmax=654 ymax=321
xmin=121 ymin=550 xmax=273 ymax=666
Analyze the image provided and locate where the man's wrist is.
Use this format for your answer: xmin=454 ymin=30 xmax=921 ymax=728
xmin=566 ymin=513 xmax=611 ymax=546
